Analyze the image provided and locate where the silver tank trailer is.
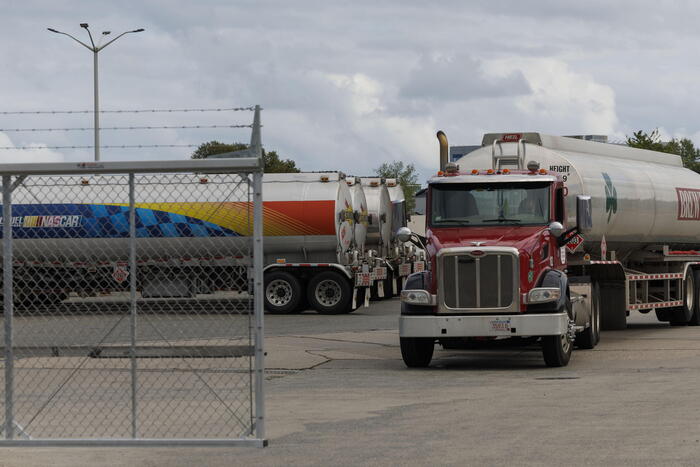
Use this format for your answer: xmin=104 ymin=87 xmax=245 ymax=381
xmin=456 ymin=133 xmax=700 ymax=255
xmin=361 ymin=177 xmax=392 ymax=258
xmin=5 ymin=172 xmax=357 ymax=266
xmin=345 ymin=176 xmax=369 ymax=256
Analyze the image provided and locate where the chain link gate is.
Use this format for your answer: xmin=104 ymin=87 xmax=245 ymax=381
xmin=0 ymin=109 xmax=266 ymax=447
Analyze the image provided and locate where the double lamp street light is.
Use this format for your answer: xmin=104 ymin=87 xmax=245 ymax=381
xmin=47 ymin=24 xmax=144 ymax=161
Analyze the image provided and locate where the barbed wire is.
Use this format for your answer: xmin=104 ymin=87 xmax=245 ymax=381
xmin=0 ymin=107 xmax=256 ymax=115
xmin=0 ymin=124 xmax=253 ymax=133
xmin=0 ymin=144 xmax=199 ymax=150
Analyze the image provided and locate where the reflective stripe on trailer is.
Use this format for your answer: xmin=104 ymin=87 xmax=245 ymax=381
xmin=628 ymin=273 xmax=684 ymax=281
xmin=589 ymin=260 xmax=620 ymax=265
xmin=628 ymin=300 xmax=683 ymax=310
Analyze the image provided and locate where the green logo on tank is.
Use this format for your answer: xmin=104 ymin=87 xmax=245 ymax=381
xmin=602 ymin=172 xmax=617 ymax=223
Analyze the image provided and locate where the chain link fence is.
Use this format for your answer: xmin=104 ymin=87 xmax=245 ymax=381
xmin=0 ymin=132 xmax=265 ymax=446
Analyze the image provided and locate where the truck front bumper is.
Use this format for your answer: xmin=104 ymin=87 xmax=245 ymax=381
xmin=399 ymin=312 xmax=570 ymax=338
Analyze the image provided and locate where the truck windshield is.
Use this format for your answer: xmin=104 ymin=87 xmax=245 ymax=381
xmin=430 ymin=182 xmax=550 ymax=227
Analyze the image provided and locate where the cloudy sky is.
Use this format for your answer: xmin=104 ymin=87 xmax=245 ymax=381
xmin=2 ymin=1 xmax=699 ymax=183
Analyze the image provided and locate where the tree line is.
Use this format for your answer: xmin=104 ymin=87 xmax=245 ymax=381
xmin=626 ymin=129 xmax=700 ymax=172
xmin=191 ymin=141 xmax=419 ymax=212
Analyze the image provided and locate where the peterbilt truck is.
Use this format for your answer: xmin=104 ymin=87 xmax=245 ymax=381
xmin=399 ymin=131 xmax=700 ymax=367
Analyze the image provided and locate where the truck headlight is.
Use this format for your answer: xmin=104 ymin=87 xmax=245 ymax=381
xmin=528 ymin=287 xmax=561 ymax=304
xmin=400 ymin=289 xmax=436 ymax=306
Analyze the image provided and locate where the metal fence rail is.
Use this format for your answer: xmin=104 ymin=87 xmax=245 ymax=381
xmin=0 ymin=107 xmax=265 ymax=447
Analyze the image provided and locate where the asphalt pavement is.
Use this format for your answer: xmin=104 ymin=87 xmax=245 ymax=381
xmin=3 ymin=298 xmax=700 ymax=466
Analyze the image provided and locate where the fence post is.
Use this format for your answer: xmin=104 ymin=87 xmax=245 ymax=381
xmin=128 ymin=173 xmax=138 ymax=438
xmin=2 ymin=175 xmax=13 ymax=440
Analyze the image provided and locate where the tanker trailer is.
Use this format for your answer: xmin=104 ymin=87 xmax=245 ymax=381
xmin=6 ymin=171 xmax=368 ymax=315
xmin=345 ymin=176 xmax=369 ymax=257
xmin=262 ymin=172 xmax=370 ymax=314
xmin=385 ymin=178 xmax=426 ymax=293
xmin=397 ymin=131 xmax=700 ymax=368
xmin=361 ymin=177 xmax=395 ymax=298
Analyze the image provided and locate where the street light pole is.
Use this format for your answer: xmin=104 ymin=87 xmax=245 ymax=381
xmin=48 ymin=24 xmax=144 ymax=161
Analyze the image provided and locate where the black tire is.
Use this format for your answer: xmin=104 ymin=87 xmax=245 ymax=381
xmin=689 ymin=270 xmax=700 ymax=326
xmin=600 ymin=281 xmax=627 ymax=330
xmin=400 ymin=337 xmax=434 ymax=367
xmin=307 ymin=271 xmax=352 ymax=314
xmin=264 ymin=271 xmax=302 ymax=314
xmin=542 ymin=333 xmax=572 ymax=367
xmin=577 ymin=282 xmax=601 ymax=349
xmin=668 ymin=271 xmax=695 ymax=326
xmin=384 ymin=270 xmax=396 ymax=298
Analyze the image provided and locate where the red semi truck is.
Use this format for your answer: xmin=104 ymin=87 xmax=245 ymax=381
xmin=398 ymin=131 xmax=700 ymax=368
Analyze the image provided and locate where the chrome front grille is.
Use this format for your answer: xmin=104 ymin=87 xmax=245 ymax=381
xmin=439 ymin=248 xmax=519 ymax=313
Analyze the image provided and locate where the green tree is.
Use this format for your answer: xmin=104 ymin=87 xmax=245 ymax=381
xmin=375 ymin=161 xmax=420 ymax=213
xmin=627 ymin=129 xmax=700 ymax=173
xmin=191 ymin=140 xmax=301 ymax=173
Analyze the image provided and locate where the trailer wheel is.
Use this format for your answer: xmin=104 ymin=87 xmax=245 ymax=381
xmin=307 ymin=271 xmax=352 ymax=314
xmin=400 ymin=337 xmax=434 ymax=368
xmin=689 ymin=270 xmax=700 ymax=326
xmin=264 ymin=271 xmax=302 ymax=314
xmin=577 ymin=282 xmax=601 ymax=349
xmin=668 ymin=272 xmax=695 ymax=326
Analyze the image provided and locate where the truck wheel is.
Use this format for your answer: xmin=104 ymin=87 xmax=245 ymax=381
xmin=307 ymin=271 xmax=352 ymax=314
xmin=688 ymin=270 xmax=700 ymax=326
xmin=542 ymin=333 xmax=572 ymax=367
xmin=600 ymin=281 xmax=627 ymax=330
xmin=400 ymin=337 xmax=434 ymax=368
xmin=668 ymin=271 xmax=694 ymax=326
xmin=576 ymin=282 xmax=601 ymax=349
xmin=384 ymin=270 xmax=396 ymax=298
xmin=264 ymin=271 xmax=302 ymax=314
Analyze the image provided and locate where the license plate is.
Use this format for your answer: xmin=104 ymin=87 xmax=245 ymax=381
xmin=398 ymin=263 xmax=411 ymax=276
xmin=489 ymin=317 xmax=511 ymax=334
xmin=373 ymin=266 xmax=387 ymax=280
xmin=355 ymin=272 xmax=371 ymax=287
xmin=413 ymin=261 xmax=425 ymax=273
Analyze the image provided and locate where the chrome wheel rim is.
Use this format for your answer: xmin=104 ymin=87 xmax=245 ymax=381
xmin=266 ymin=279 xmax=293 ymax=307
xmin=315 ymin=279 xmax=342 ymax=307
xmin=686 ymin=274 xmax=695 ymax=313
xmin=561 ymin=333 xmax=572 ymax=354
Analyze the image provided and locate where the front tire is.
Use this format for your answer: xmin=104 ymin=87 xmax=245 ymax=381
xmin=400 ymin=337 xmax=434 ymax=368
xmin=307 ymin=271 xmax=352 ymax=314
xmin=542 ymin=333 xmax=572 ymax=367
xmin=264 ymin=271 xmax=302 ymax=314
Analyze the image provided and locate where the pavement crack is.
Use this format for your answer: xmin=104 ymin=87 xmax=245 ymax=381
xmin=286 ymin=334 xmax=398 ymax=348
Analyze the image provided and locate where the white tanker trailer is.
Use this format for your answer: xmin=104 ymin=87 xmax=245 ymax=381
xmin=261 ymin=172 xmax=375 ymax=314
xmin=385 ymin=178 xmax=426 ymax=293
xmin=5 ymin=171 xmax=372 ymax=315
xmin=361 ymin=177 xmax=396 ymax=298
xmin=397 ymin=132 xmax=700 ymax=368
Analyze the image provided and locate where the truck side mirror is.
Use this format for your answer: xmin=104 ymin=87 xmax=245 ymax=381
xmin=397 ymin=227 xmax=412 ymax=243
xmin=576 ymin=195 xmax=593 ymax=233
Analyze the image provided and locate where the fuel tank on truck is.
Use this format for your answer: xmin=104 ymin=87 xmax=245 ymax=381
xmin=361 ymin=177 xmax=392 ymax=257
xmin=346 ymin=176 xmax=369 ymax=255
xmin=3 ymin=172 xmax=356 ymax=266
xmin=456 ymin=133 xmax=700 ymax=256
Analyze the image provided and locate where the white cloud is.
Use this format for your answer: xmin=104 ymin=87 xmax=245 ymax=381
xmin=490 ymin=58 xmax=618 ymax=135
xmin=0 ymin=133 xmax=64 ymax=163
